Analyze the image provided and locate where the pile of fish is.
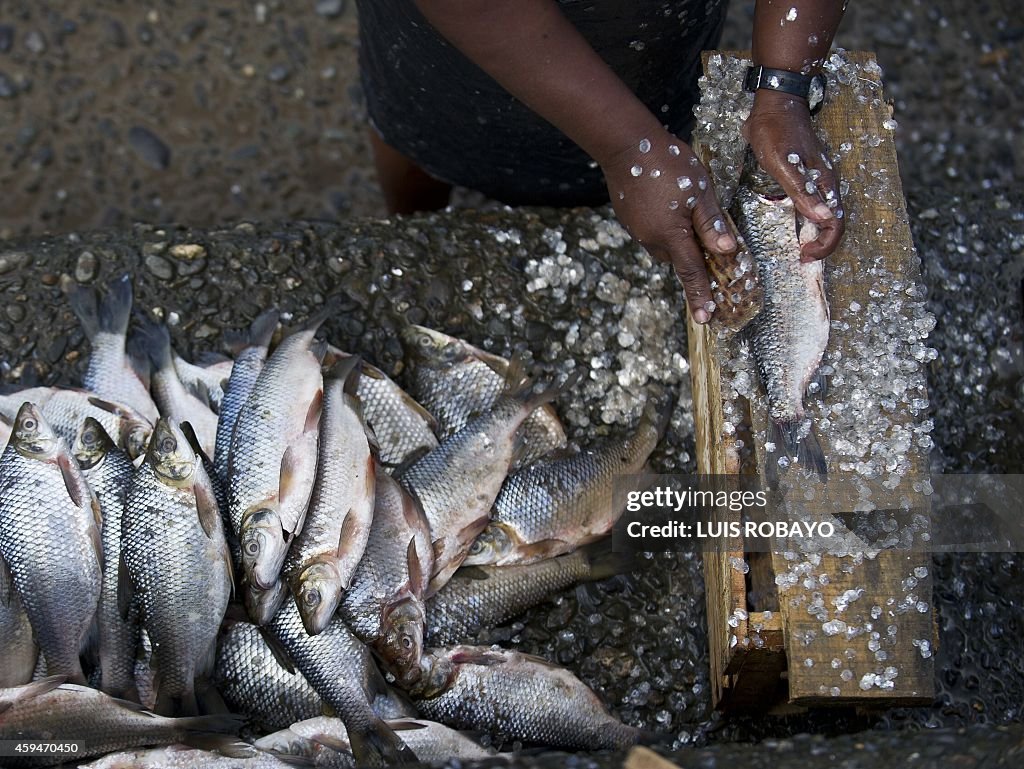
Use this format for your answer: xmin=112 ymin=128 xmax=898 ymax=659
xmin=0 ymin=275 xmax=667 ymax=767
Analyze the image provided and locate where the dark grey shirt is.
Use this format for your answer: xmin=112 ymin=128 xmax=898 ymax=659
xmin=357 ymin=0 xmax=728 ymax=206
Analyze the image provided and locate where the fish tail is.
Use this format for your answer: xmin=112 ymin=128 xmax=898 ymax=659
xmin=640 ymin=389 xmax=674 ymax=441
xmin=581 ymin=539 xmax=631 ymax=582
xmin=509 ymin=365 xmax=583 ymax=414
xmin=224 ymin=309 xmax=280 ymax=356
xmin=346 ymin=717 xmax=418 ymax=766
xmin=766 ymin=420 xmax=827 ymax=486
xmin=134 ymin=319 xmax=173 ymax=371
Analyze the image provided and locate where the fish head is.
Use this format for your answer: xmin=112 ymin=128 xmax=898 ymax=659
xmin=379 ymin=598 xmax=425 ymax=686
xmin=411 ymin=650 xmax=457 ymax=698
xmin=240 ymin=507 xmax=287 ymax=589
xmin=738 ymin=148 xmax=789 ymax=202
xmin=122 ymin=420 xmax=152 ymax=461
xmin=73 ymin=417 xmax=115 ymax=469
xmin=146 ymin=419 xmax=197 ymax=487
xmin=462 ymin=522 xmax=514 ymax=566
xmin=244 ymin=579 xmax=288 ymax=626
xmin=11 ymin=402 xmax=59 ymax=459
xmin=401 ymin=325 xmax=466 ymax=367
xmin=295 ymin=561 xmax=344 ymax=636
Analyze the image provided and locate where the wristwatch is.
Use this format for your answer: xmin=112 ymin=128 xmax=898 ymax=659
xmin=744 ymin=65 xmax=826 ymax=112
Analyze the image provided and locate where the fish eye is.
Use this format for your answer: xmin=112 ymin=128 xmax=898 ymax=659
xmin=23 ymin=418 xmax=36 ymax=431
xmin=401 ymin=635 xmax=413 ymax=650
xmin=159 ymin=436 xmax=176 ymax=453
xmin=244 ymin=541 xmax=260 ymax=556
xmin=469 ymin=539 xmax=484 ymax=555
xmin=302 ymin=589 xmax=321 ymax=608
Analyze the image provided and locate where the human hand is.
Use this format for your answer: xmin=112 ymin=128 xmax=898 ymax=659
xmin=602 ymin=135 xmax=737 ymax=325
xmin=743 ymin=90 xmax=845 ymax=261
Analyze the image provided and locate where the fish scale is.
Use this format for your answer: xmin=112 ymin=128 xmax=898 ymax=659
xmin=121 ymin=422 xmax=232 ymax=715
xmin=214 ymin=619 xmax=326 ymax=732
xmin=0 ymin=589 xmax=35 ymax=687
xmin=0 ymin=406 xmax=102 ymax=684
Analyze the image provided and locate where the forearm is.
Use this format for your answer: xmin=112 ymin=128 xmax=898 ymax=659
xmin=413 ymin=0 xmax=660 ymax=164
xmin=752 ymin=0 xmax=846 ymax=74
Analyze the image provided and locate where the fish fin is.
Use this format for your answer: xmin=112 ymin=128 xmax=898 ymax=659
xmin=63 ymin=278 xmax=101 ymax=339
xmin=514 ymin=538 xmax=572 ymax=563
xmin=641 ymin=392 xmax=674 ymax=441
xmin=0 ymin=675 xmax=67 ymax=716
xmin=195 ymin=676 xmax=229 ymax=714
xmin=346 ymin=718 xmax=418 ymax=766
xmin=304 ymin=387 xmax=324 ymax=433
xmin=135 ymin=318 xmax=173 ymax=372
xmin=191 ymin=471 xmax=222 ymax=541
xmin=224 ymin=309 xmax=280 ymax=356
xmin=125 ymin=333 xmax=153 ymax=388
xmin=327 ymin=354 xmax=362 ymax=390
xmin=180 ymin=736 xmax=256 ymax=759
xmin=385 ymin=720 xmax=430 ymax=732
xmin=100 ymin=273 xmax=134 ymax=336
xmin=406 ymin=537 xmax=425 ymax=597
xmin=172 ymin=712 xmax=246 ymax=740
xmin=397 ymin=477 xmax=428 ymax=533
xmin=278 ymin=441 xmax=318 ymax=534
xmin=256 ymin=625 xmax=297 ymax=675
xmin=307 ymin=732 xmax=351 ymax=754
xmin=386 ymin=445 xmax=432 ymax=477
xmin=117 ymin=552 xmax=134 ymax=622
xmin=0 ymin=554 xmax=12 ymax=607
xmin=56 ymin=451 xmax=88 ymax=509
xmin=309 ymin=339 xmax=329 ymax=365
xmin=766 ymin=420 xmax=827 ymax=487
xmin=85 ymin=395 xmax=129 ymax=418
xmin=180 ymin=420 xmax=213 ymax=464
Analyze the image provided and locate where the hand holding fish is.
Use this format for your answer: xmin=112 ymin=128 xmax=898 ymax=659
xmin=602 ymin=132 xmax=738 ymax=325
xmin=743 ymin=89 xmax=845 ymax=262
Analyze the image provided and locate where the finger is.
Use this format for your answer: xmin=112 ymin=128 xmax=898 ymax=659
xmin=799 ymin=163 xmax=845 ymax=261
xmin=689 ymin=189 xmax=736 ymax=257
xmin=667 ymin=233 xmax=714 ymax=324
xmin=770 ymin=154 xmax=836 ymax=226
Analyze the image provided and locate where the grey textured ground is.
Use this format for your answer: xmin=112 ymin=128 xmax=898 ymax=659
xmin=0 ymin=0 xmax=1022 ymax=767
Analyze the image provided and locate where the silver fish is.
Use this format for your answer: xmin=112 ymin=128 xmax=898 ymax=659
xmin=285 ymin=360 xmax=376 ymax=636
xmin=230 ymin=322 xmax=323 ymax=596
xmin=465 ymin=402 xmax=665 ymax=566
xmin=339 ymin=470 xmax=432 ymax=688
xmin=325 ymin=346 xmax=439 ymax=470
xmin=733 ymin=150 xmax=830 ymax=479
xmin=425 ymin=545 xmax=625 ymax=646
xmin=402 ymin=325 xmax=566 ymax=465
xmin=75 ymin=418 xmax=139 ymax=700
xmin=398 ymin=361 xmax=576 ymax=594
xmin=0 ymin=387 xmax=152 ymax=460
xmin=141 ymin=323 xmax=219 ymax=459
xmin=267 ymin=595 xmax=417 ymax=766
xmin=120 ymin=419 xmax=233 ymax=716
xmin=412 ymin=646 xmax=640 ymax=750
xmin=256 ymin=717 xmax=493 ymax=768
xmin=64 ymin=274 xmax=160 ymax=423
xmin=0 ymin=678 xmax=242 ymax=768
xmin=0 ymin=403 xmax=102 ymax=683
xmin=213 ymin=309 xmax=279 ymax=486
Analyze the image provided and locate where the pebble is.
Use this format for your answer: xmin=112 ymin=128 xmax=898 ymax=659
xmin=315 ymin=0 xmax=347 ymax=18
xmin=74 ymin=251 xmax=97 ymax=282
xmin=169 ymin=243 xmax=206 ymax=261
xmin=145 ymin=254 xmax=174 ymax=280
xmin=0 ymin=25 xmax=13 ymax=53
xmin=24 ymin=30 xmax=46 ymax=54
xmin=5 ymin=303 xmax=25 ymax=323
xmin=0 ymin=251 xmax=29 ymax=275
xmin=267 ymin=64 xmax=290 ymax=83
xmin=127 ymin=126 xmax=172 ymax=170
xmin=0 ymin=73 xmax=15 ymax=99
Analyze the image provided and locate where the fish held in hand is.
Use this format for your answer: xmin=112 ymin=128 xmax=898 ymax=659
xmin=0 ymin=403 xmax=102 ymax=684
xmin=732 ymin=149 xmax=830 ymax=481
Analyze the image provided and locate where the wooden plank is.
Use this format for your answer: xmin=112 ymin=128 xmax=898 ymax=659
xmin=690 ymin=50 xmax=935 ymax=709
